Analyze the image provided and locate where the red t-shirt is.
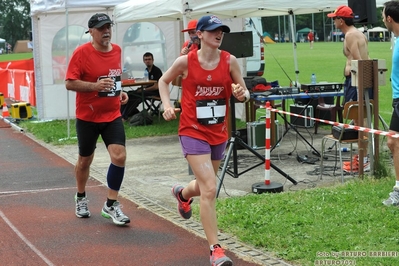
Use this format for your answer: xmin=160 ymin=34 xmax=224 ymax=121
xmin=179 ymin=50 xmax=232 ymax=145
xmin=181 ymin=40 xmax=199 ymax=55
xmin=308 ymin=32 xmax=314 ymax=41
xmin=65 ymin=42 xmax=122 ymax=122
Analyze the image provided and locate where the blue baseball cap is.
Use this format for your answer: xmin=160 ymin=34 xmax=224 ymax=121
xmin=196 ymin=15 xmax=230 ymax=33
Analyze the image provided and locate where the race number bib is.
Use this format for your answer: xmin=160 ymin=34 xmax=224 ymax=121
xmin=98 ymin=75 xmax=122 ymax=97
xmin=196 ymin=99 xmax=226 ymax=125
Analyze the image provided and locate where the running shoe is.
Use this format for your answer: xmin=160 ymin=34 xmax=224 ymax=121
xmin=343 ymin=154 xmax=359 ymax=166
xmin=210 ymin=246 xmax=233 ymax=266
xmin=75 ymin=194 xmax=91 ymax=218
xmin=343 ymin=154 xmax=370 ymax=166
xmin=342 ymin=160 xmax=370 ymax=173
xmin=171 ymin=184 xmax=193 ymax=219
xmin=383 ymin=187 xmax=399 ymax=206
xmin=101 ymin=201 xmax=130 ymax=225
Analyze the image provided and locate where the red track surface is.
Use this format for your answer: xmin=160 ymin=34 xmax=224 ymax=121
xmin=0 ymin=124 xmax=259 ymax=266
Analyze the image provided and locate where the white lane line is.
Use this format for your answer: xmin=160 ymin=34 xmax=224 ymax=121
xmin=0 ymin=210 xmax=55 ymax=266
xmin=0 ymin=185 xmax=103 ymax=196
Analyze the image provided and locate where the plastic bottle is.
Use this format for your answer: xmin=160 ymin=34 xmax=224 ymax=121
xmin=311 ymin=73 xmax=316 ymax=85
xmin=144 ymin=69 xmax=149 ymax=81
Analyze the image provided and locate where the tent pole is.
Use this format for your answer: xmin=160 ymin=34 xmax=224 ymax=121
xmin=66 ymin=7 xmax=71 ymax=139
xmin=183 ymin=2 xmax=191 ymax=43
xmin=288 ymin=10 xmax=300 ymax=86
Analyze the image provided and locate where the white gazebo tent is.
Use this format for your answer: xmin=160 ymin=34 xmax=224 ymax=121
xmin=30 ymin=0 xmax=183 ymax=123
xmin=0 ymin=38 xmax=5 ymax=50
xmin=30 ymin=0 xmax=131 ymax=121
xmin=368 ymin=26 xmax=389 ymax=41
xmin=358 ymin=26 xmax=389 ymax=41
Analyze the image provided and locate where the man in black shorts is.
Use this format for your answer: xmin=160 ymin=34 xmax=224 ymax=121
xmin=65 ymin=13 xmax=130 ymax=225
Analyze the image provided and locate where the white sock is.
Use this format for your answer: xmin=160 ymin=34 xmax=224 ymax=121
xmin=395 ymin=181 xmax=399 ymax=188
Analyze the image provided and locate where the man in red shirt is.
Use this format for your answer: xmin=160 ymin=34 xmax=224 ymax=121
xmin=65 ymin=13 xmax=130 ymax=225
xmin=180 ymin=19 xmax=200 ymax=55
xmin=307 ymin=29 xmax=314 ymax=49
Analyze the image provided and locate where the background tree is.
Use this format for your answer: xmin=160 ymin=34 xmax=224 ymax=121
xmin=262 ymin=7 xmax=385 ymax=42
xmin=0 ymin=0 xmax=31 ymax=49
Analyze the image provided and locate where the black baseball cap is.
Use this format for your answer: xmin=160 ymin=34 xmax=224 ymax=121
xmin=85 ymin=13 xmax=113 ymax=34
xmin=196 ymin=15 xmax=230 ymax=33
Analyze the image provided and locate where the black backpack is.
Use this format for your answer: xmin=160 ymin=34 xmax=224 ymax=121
xmin=129 ymin=112 xmax=153 ymax=126
xmin=244 ymin=76 xmax=267 ymax=90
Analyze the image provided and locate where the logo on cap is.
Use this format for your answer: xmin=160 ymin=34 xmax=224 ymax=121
xmin=209 ymin=15 xmax=222 ymax=25
xmin=86 ymin=13 xmax=113 ymax=34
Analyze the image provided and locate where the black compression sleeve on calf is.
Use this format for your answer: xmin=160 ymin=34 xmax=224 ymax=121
xmin=107 ymin=163 xmax=125 ymax=191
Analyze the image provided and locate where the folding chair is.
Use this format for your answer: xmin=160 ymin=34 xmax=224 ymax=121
xmin=319 ymin=100 xmax=373 ymax=182
xmin=143 ymin=76 xmax=183 ymax=121
xmin=144 ymin=95 xmax=162 ymax=121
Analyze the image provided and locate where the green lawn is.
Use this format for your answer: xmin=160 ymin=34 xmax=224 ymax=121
xmin=215 ymin=176 xmax=399 ymax=266
xmin=262 ymin=41 xmax=393 ymax=123
xmin=0 ymin=52 xmax=33 ymax=61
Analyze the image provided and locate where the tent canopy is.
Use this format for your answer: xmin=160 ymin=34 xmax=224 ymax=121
xmin=358 ymin=26 xmax=388 ymax=33
xmin=31 ymin=0 xmax=127 ymax=15
xmin=297 ymin=27 xmax=314 ymax=34
xmin=114 ymin=0 xmax=388 ymax=23
xmin=263 ymin=32 xmax=272 ymax=38
xmin=368 ymin=26 xmax=388 ymax=32
xmin=357 ymin=26 xmax=388 ymax=41
xmin=114 ymin=0 xmax=340 ymax=23
xmin=296 ymin=28 xmax=316 ymax=42
xmin=0 ymin=38 xmax=5 ymax=43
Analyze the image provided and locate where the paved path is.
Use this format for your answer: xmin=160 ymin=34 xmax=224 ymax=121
xmin=0 ymin=119 xmax=295 ymax=265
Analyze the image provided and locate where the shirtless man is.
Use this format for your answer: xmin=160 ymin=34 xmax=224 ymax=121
xmin=327 ymin=5 xmax=372 ymax=172
xmin=328 ymin=5 xmax=370 ymax=102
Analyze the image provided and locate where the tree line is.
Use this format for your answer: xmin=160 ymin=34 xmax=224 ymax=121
xmin=262 ymin=7 xmax=386 ymax=42
xmin=0 ymin=0 xmax=31 ymax=49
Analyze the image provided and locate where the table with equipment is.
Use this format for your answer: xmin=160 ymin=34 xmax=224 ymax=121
xmin=217 ymin=85 xmax=344 ymax=196
xmin=121 ymin=79 xmax=156 ymax=125
xmin=249 ymin=85 xmax=344 ymax=153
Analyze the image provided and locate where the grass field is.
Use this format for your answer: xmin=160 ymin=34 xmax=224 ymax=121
xmin=0 ymin=52 xmax=33 ymax=61
xmin=262 ymin=41 xmax=393 ymax=123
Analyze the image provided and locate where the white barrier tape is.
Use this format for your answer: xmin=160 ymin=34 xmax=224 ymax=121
xmin=266 ymin=106 xmax=399 ymax=139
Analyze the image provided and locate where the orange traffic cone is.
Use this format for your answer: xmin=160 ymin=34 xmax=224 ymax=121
xmin=2 ymin=102 xmax=9 ymax=117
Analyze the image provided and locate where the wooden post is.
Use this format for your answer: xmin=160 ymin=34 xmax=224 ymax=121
xmin=356 ymin=60 xmax=378 ymax=176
